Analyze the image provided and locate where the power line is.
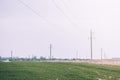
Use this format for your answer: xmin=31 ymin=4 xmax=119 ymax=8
xmin=60 ymin=0 xmax=82 ymax=27
xmin=18 ymin=0 xmax=79 ymax=28
xmin=51 ymin=0 xmax=78 ymax=27
xmin=60 ymin=0 xmax=69 ymax=10
xmin=17 ymin=0 xmax=50 ymax=24
xmin=60 ymin=0 xmax=75 ymax=17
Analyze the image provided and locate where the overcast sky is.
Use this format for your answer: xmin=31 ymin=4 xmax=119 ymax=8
xmin=1 ymin=0 xmax=120 ymax=59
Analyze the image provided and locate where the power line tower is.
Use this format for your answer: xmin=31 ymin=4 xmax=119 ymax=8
xmin=90 ymin=30 xmax=94 ymax=60
xmin=49 ymin=44 xmax=52 ymax=60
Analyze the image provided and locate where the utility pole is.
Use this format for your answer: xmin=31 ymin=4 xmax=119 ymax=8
xmin=76 ymin=50 xmax=78 ymax=60
xmin=90 ymin=30 xmax=93 ymax=60
xmin=50 ymin=44 xmax=52 ymax=60
xmin=11 ymin=51 xmax=13 ymax=61
xmin=101 ymin=48 xmax=103 ymax=60
xmin=104 ymin=51 xmax=107 ymax=59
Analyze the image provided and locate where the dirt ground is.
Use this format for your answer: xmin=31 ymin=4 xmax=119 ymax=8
xmin=78 ymin=59 xmax=120 ymax=66
xmin=45 ymin=59 xmax=120 ymax=66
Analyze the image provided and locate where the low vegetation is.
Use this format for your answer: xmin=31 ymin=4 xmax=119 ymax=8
xmin=0 ymin=62 xmax=120 ymax=80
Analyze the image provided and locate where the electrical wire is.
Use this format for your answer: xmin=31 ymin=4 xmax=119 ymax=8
xmin=60 ymin=0 xmax=82 ymax=28
xmin=51 ymin=0 xmax=78 ymax=27
xmin=18 ymin=0 xmax=79 ymax=28
xmin=17 ymin=0 xmax=50 ymax=24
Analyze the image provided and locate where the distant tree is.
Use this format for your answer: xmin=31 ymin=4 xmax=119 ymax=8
xmin=32 ymin=56 xmax=37 ymax=61
xmin=40 ymin=56 xmax=46 ymax=60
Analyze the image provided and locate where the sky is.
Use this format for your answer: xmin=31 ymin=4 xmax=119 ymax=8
xmin=1 ymin=0 xmax=120 ymax=59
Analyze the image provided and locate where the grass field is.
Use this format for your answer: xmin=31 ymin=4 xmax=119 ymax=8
xmin=0 ymin=62 xmax=120 ymax=80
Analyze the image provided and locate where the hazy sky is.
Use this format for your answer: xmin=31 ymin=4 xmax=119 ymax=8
xmin=1 ymin=0 xmax=120 ymax=59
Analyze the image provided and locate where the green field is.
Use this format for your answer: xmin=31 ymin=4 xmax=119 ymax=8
xmin=0 ymin=62 xmax=120 ymax=80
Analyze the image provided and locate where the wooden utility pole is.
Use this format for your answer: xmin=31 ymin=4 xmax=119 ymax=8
xmin=50 ymin=44 xmax=52 ymax=60
xmin=90 ymin=30 xmax=93 ymax=60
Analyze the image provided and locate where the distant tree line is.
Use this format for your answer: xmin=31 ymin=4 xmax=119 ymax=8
xmin=0 ymin=56 xmax=89 ymax=62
